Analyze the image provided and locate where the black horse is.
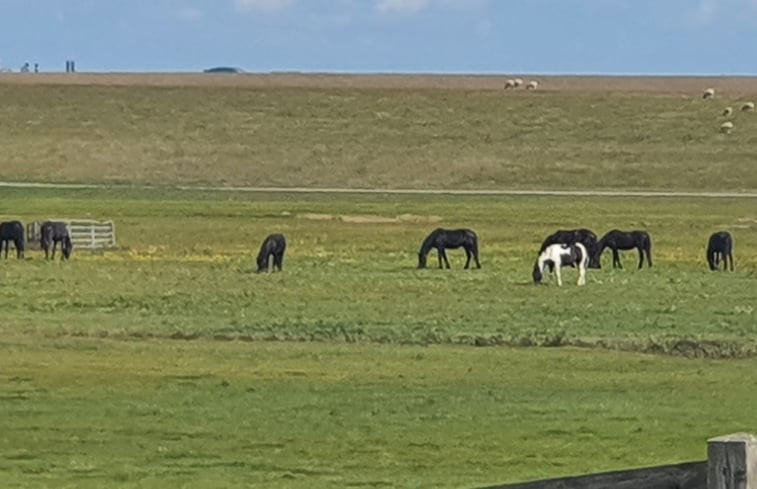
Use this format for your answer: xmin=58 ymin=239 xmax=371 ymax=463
xmin=596 ymin=229 xmax=652 ymax=269
xmin=418 ymin=228 xmax=481 ymax=269
xmin=706 ymin=231 xmax=734 ymax=271
xmin=0 ymin=220 xmax=25 ymax=259
xmin=539 ymin=228 xmax=600 ymax=269
xmin=40 ymin=221 xmax=73 ymax=260
xmin=257 ymin=233 xmax=286 ymax=272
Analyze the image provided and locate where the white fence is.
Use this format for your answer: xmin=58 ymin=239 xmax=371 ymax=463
xmin=27 ymin=220 xmax=117 ymax=250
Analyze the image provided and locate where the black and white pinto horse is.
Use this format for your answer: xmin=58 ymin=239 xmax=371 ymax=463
xmin=595 ymin=230 xmax=652 ymax=269
xmin=533 ymin=243 xmax=588 ymax=286
xmin=539 ymin=228 xmax=600 ymax=269
xmin=706 ymin=231 xmax=734 ymax=271
xmin=257 ymin=233 xmax=286 ymax=272
xmin=418 ymin=228 xmax=481 ymax=269
xmin=0 ymin=220 xmax=25 ymax=259
xmin=40 ymin=221 xmax=73 ymax=260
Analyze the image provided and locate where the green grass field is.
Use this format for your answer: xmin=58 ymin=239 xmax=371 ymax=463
xmin=2 ymin=77 xmax=757 ymax=488
xmin=2 ymin=188 xmax=757 ymax=355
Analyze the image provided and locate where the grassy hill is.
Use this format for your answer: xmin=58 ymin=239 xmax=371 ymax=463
xmin=2 ymin=74 xmax=757 ymax=190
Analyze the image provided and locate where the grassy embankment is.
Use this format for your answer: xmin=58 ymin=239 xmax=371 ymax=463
xmin=1 ymin=80 xmax=757 ymax=190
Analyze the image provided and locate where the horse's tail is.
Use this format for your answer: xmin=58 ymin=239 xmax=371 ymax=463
xmin=468 ymin=231 xmax=479 ymax=255
xmin=39 ymin=224 xmax=48 ymax=249
xmin=575 ymin=243 xmax=589 ymax=268
xmin=12 ymin=221 xmax=25 ymax=253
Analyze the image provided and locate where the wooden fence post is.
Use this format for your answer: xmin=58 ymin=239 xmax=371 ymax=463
xmin=708 ymin=433 xmax=757 ymax=489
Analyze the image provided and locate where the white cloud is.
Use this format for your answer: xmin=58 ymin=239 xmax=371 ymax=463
xmin=683 ymin=0 xmax=757 ymax=28
xmin=234 ymin=0 xmax=294 ymax=11
xmin=375 ymin=0 xmax=490 ymax=14
xmin=376 ymin=0 xmax=429 ymax=14
xmin=686 ymin=0 xmax=717 ymax=27
xmin=176 ymin=8 xmax=204 ymax=21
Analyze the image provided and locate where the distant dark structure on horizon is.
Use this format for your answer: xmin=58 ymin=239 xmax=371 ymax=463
xmin=203 ymin=66 xmax=243 ymax=74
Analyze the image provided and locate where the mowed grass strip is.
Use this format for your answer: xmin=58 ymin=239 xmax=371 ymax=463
xmin=1 ymin=188 xmax=756 ymax=356
xmin=2 ymin=81 xmax=757 ymax=190
xmin=1 ymin=336 xmax=756 ymax=489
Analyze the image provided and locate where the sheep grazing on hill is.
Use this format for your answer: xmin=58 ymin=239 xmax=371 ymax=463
xmin=702 ymin=88 xmax=715 ymax=99
xmin=720 ymin=121 xmax=734 ymax=134
xmin=741 ymin=102 xmax=755 ymax=111
xmin=526 ymin=80 xmax=538 ymax=90
xmin=513 ymin=78 xmax=523 ymax=88
xmin=504 ymin=79 xmax=516 ymax=89
xmin=722 ymin=107 xmax=733 ymax=117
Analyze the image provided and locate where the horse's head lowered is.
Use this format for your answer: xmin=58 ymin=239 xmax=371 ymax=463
xmin=587 ymin=244 xmax=602 ymax=269
xmin=532 ymin=263 xmax=544 ymax=284
xmin=62 ymin=237 xmax=73 ymax=259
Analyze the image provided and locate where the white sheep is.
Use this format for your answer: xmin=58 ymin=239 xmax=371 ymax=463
xmin=504 ymin=79 xmax=515 ymax=89
xmin=703 ymin=88 xmax=715 ymax=99
xmin=722 ymin=107 xmax=733 ymax=117
xmin=526 ymin=80 xmax=538 ymax=90
xmin=513 ymin=78 xmax=523 ymax=88
xmin=720 ymin=121 xmax=734 ymax=134
xmin=741 ymin=102 xmax=755 ymax=111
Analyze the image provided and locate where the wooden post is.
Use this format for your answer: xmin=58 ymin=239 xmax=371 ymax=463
xmin=708 ymin=433 xmax=757 ymax=489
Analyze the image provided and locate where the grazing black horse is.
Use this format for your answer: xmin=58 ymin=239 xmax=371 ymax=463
xmin=40 ymin=221 xmax=73 ymax=260
xmin=418 ymin=228 xmax=481 ymax=269
xmin=706 ymin=231 xmax=734 ymax=271
xmin=596 ymin=229 xmax=652 ymax=269
xmin=257 ymin=233 xmax=286 ymax=272
xmin=539 ymin=228 xmax=600 ymax=269
xmin=0 ymin=220 xmax=25 ymax=259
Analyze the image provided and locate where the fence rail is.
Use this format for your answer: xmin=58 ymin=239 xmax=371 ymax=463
xmin=26 ymin=219 xmax=117 ymax=250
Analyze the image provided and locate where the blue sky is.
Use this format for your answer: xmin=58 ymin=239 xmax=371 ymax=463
xmin=1 ymin=0 xmax=756 ymax=74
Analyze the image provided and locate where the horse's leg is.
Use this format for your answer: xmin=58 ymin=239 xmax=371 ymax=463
xmin=440 ymin=249 xmax=450 ymax=269
xmin=729 ymin=252 xmax=734 ymax=271
xmin=52 ymin=241 xmax=58 ymax=260
xmin=577 ymin=263 xmax=586 ymax=286
xmin=612 ymin=248 xmax=622 ymax=269
xmin=637 ymin=248 xmax=644 ymax=269
xmin=463 ymin=248 xmax=471 ymax=269
xmin=436 ymin=249 xmax=443 ymax=269
xmin=2 ymin=241 xmax=6 ymax=259
xmin=555 ymin=265 xmax=563 ymax=286
xmin=646 ymin=244 xmax=653 ymax=267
